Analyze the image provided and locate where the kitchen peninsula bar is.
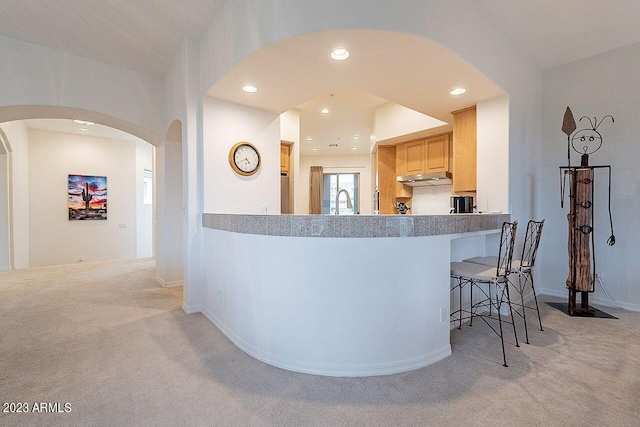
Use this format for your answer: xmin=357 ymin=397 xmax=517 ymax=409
xmin=202 ymin=213 xmax=509 ymax=377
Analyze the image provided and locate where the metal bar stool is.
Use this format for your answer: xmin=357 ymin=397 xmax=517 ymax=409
xmin=465 ymin=219 xmax=545 ymax=344
xmin=450 ymin=221 xmax=519 ymax=367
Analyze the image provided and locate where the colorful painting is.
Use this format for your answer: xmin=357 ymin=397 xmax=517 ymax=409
xmin=68 ymin=175 xmax=107 ymax=220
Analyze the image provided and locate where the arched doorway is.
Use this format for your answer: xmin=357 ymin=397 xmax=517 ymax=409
xmin=0 ymin=106 xmax=170 ymax=269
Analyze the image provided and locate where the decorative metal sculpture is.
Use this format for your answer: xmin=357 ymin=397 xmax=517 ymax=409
xmin=560 ymin=107 xmax=616 ymax=315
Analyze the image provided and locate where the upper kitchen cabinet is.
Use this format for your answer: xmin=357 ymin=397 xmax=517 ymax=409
xmin=396 ymin=133 xmax=451 ymax=176
xmin=425 ymin=134 xmax=450 ymax=173
xmin=403 ymin=139 xmax=426 ymax=175
xmin=451 ymin=106 xmax=477 ymax=193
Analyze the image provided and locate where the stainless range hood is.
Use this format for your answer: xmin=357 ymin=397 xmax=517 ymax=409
xmin=396 ymin=171 xmax=452 ymax=187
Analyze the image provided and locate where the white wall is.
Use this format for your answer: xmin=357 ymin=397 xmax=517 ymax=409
xmin=540 ymin=42 xmax=640 ymax=310
xmin=477 ymin=95 xmax=510 ymax=213
xmin=165 ymin=38 xmax=200 ymax=311
xmin=199 ymin=0 xmax=542 ymax=228
xmin=28 ymin=128 xmax=141 ymax=266
xmin=373 ymin=102 xmax=448 ymax=146
xmin=0 ymin=35 xmax=165 ymax=144
xmin=412 ymin=185 xmax=453 ymax=215
xmin=297 ymin=154 xmax=373 ymax=214
xmin=135 ymin=141 xmax=153 ymax=258
xmin=0 ymin=121 xmax=29 ymax=268
xmin=203 ymin=97 xmax=280 ymax=214
xmin=0 ymin=151 xmax=8 ymax=270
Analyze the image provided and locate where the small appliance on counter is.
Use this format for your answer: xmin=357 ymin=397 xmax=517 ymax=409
xmin=450 ymin=196 xmax=474 ymax=213
xmin=394 ymin=202 xmax=411 ymax=214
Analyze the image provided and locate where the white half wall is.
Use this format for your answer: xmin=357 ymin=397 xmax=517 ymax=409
xmin=540 ymin=42 xmax=640 ymax=311
xmin=297 ymin=154 xmax=373 ymax=215
xmin=202 ymin=228 xmax=452 ymax=376
xmin=203 ymin=97 xmax=280 ymax=214
xmin=28 ymin=128 xmax=140 ymax=266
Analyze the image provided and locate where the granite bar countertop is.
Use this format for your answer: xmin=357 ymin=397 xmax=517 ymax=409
xmin=202 ymin=213 xmax=510 ymax=238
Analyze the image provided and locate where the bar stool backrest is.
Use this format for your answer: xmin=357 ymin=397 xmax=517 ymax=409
xmin=520 ymin=219 xmax=545 ymax=269
xmin=495 ymin=221 xmax=518 ymax=278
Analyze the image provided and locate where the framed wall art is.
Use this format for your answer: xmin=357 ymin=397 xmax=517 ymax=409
xmin=68 ymin=174 xmax=107 ymax=220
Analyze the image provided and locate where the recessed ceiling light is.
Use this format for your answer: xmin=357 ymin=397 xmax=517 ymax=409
xmin=312 ymin=148 xmax=319 ymax=151
xmin=352 ymin=147 xmax=357 ymax=150
xmin=450 ymin=87 xmax=467 ymax=96
xmin=353 ymin=135 xmax=360 ymax=140
xmin=79 ymin=128 xmax=89 ymax=132
xmin=73 ymin=119 xmax=95 ymax=126
xmin=242 ymin=85 xmax=258 ymax=93
xmin=306 ymin=137 xmax=313 ymax=141
xmin=331 ymin=48 xmax=350 ymax=60
xmin=321 ymin=108 xmax=330 ymax=114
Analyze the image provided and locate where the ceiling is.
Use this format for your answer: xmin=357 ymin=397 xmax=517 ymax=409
xmin=477 ymin=0 xmax=640 ymax=71
xmin=0 ymin=0 xmax=226 ymax=76
xmin=3 ymin=1 xmax=640 ymax=152
xmin=208 ymin=29 xmax=505 ymax=155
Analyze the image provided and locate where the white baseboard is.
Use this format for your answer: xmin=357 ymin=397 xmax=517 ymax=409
xmin=182 ymin=301 xmax=201 ymax=314
xmin=0 ymin=266 xmax=11 ymax=272
xmin=155 ymin=275 xmax=183 ymax=288
xmin=201 ymin=306 xmax=451 ymax=377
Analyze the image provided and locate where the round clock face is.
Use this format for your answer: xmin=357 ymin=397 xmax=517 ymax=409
xmin=229 ymin=142 xmax=261 ymax=176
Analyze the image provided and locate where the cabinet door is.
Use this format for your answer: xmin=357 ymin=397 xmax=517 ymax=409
xmin=425 ymin=134 xmax=450 ymax=173
xmin=405 ymin=140 xmax=425 ymax=175
xmin=452 ymin=106 xmax=477 ymax=193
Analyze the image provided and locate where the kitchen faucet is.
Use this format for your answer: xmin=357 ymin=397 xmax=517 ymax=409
xmin=335 ymin=189 xmax=353 ymax=215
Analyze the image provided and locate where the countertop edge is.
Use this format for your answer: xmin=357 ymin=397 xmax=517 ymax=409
xmin=202 ymin=213 xmax=511 ymax=238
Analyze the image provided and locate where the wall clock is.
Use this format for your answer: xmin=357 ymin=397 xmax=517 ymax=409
xmin=229 ymin=141 xmax=261 ymax=176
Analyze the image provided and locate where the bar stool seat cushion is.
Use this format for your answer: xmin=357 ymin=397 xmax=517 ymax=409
xmin=464 ymin=256 xmax=530 ymax=271
xmin=450 ymin=261 xmax=507 ymax=281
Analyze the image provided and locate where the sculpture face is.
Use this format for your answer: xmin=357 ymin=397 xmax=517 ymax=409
xmin=571 ymin=128 xmax=602 ymax=155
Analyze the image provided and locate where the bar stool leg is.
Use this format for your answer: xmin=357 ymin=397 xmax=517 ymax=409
xmin=469 ymin=280 xmax=474 ymax=327
xmin=528 ymin=270 xmax=544 ymax=331
xmin=496 ymin=287 xmax=508 ymax=367
xmin=517 ymin=273 xmax=530 ymax=344
xmin=505 ymin=282 xmax=520 ymax=348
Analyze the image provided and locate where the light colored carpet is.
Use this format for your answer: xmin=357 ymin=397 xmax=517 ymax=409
xmin=1 ymin=259 xmax=639 ymax=426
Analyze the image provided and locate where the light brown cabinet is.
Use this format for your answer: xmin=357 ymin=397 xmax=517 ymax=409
xmin=425 ymin=134 xmax=450 ymax=173
xmin=280 ymin=143 xmax=290 ymax=175
xmin=377 ymin=146 xmax=400 ymax=214
xmin=396 ymin=133 xmax=451 ymax=176
xmin=394 ymin=144 xmax=413 ymax=198
xmin=404 ymin=139 xmax=425 ymax=175
xmin=451 ymin=106 xmax=476 ymax=193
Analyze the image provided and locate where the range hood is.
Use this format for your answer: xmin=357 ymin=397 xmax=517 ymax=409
xmin=396 ymin=171 xmax=452 ymax=187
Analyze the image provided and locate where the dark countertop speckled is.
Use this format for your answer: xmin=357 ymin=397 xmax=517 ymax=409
xmin=202 ymin=213 xmax=510 ymax=238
